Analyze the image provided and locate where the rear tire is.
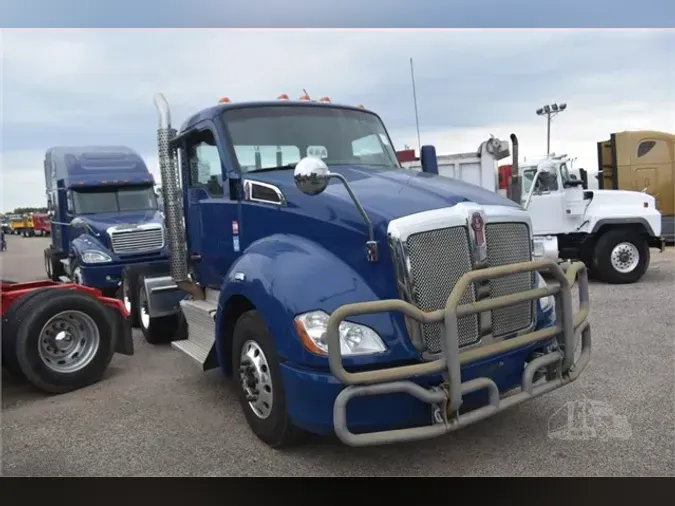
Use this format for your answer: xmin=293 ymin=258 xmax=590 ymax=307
xmin=137 ymin=276 xmax=181 ymax=344
xmin=231 ymin=310 xmax=303 ymax=448
xmin=3 ymin=289 xmax=116 ymax=393
xmin=592 ymin=229 xmax=650 ymax=284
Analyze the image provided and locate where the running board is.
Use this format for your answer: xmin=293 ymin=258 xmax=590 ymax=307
xmin=171 ymin=298 xmax=217 ymax=371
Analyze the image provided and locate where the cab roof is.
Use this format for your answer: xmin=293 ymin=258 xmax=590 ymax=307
xmin=179 ymin=100 xmax=377 ymax=133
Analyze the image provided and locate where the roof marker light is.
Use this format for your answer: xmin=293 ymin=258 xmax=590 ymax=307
xmin=356 ymin=104 xmax=365 ymax=109
xmin=319 ymin=96 xmax=331 ymax=103
xmin=219 ymin=97 xmax=231 ymax=103
xmin=278 ymin=94 xmax=290 ymax=100
xmin=299 ymin=94 xmax=311 ymax=101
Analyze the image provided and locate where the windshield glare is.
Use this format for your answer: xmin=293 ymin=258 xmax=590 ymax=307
xmin=221 ymin=105 xmax=401 ymax=173
xmin=72 ymin=187 xmax=158 ymax=215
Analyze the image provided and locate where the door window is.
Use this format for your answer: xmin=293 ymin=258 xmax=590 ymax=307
xmin=187 ymin=130 xmax=224 ymax=197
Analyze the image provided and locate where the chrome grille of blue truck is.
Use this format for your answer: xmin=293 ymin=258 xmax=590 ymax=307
xmin=399 ymin=221 xmax=534 ymax=354
xmin=110 ymin=226 xmax=164 ymax=254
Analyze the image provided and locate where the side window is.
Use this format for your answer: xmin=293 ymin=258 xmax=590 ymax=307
xmin=535 ymin=167 xmax=559 ymax=193
xmin=66 ymin=190 xmax=75 ymax=213
xmin=187 ymin=130 xmax=224 ymax=196
xmin=637 ymin=140 xmax=656 ymax=158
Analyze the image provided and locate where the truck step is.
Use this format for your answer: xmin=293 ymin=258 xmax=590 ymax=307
xmin=171 ymin=298 xmax=217 ymax=370
xmin=59 ymin=276 xmax=71 ymax=283
xmin=60 ymin=258 xmax=70 ymax=268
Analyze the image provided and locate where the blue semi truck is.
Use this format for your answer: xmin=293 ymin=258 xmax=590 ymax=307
xmin=132 ymin=92 xmax=591 ymax=448
xmin=43 ymin=146 xmax=171 ymax=310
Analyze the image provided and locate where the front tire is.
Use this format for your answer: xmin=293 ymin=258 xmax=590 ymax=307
xmin=137 ymin=276 xmax=181 ymax=344
xmin=231 ymin=310 xmax=302 ymax=448
xmin=593 ymin=229 xmax=650 ymax=284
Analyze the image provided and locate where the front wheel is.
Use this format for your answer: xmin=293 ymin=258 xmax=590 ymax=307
xmin=593 ymin=229 xmax=650 ymax=284
xmin=231 ymin=310 xmax=303 ymax=448
xmin=137 ymin=276 xmax=182 ymax=344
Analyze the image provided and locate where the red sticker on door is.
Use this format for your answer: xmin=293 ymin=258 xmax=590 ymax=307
xmin=232 ymin=221 xmax=239 ymax=234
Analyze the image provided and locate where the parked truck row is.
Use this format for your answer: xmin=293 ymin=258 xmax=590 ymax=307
xmin=4 ymin=213 xmax=51 ymax=237
xmin=17 ymin=92 xmax=591 ymax=448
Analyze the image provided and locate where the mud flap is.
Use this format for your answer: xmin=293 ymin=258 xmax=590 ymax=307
xmin=112 ymin=308 xmax=135 ymax=356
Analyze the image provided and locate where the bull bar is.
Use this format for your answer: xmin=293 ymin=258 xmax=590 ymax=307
xmin=325 ymin=258 xmax=591 ymax=446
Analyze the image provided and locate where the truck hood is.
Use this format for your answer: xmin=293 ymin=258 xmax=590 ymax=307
xmin=585 ymin=189 xmax=657 ymax=209
xmin=78 ymin=210 xmax=164 ymax=237
xmin=247 ymin=164 xmax=518 ymax=226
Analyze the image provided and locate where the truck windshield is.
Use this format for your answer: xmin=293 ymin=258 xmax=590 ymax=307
xmin=221 ymin=105 xmax=401 ymax=173
xmin=72 ymin=187 xmax=158 ymax=215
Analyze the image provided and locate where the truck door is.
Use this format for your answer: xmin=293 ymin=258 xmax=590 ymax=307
xmin=523 ymin=166 xmax=568 ymax=235
xmin=183 ymin=127 xmax=240 ymax=289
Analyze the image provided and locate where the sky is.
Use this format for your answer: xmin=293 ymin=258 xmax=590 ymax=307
xmin=1 ymin=28 xmax=674 ymax=211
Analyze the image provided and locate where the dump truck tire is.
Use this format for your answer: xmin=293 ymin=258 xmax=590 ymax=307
xmin=231 ymin=310 xmax=303 ymax=449
xmin=593 ymin=229 xmax=650 ymax=284
xmin=5 ymin=289 xmax=116 ymax=394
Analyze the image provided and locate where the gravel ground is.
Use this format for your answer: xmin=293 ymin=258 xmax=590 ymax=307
xmin=1 ymin=234 xmax=673 ymax=476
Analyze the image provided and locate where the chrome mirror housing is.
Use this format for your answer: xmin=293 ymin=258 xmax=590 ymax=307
xmin=294 ymin=156 xmax=331 ymax=196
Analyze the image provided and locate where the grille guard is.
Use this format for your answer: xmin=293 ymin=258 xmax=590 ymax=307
xmin=326 ymin=258 xmax=591 ymax=447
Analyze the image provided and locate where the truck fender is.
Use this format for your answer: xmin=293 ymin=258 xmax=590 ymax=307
xmin=590 ymin=217 xmax=656 ymax=237
xmin=69 ymin=234 xmax=111 ymax=261
xmin=213 ymin=234 xmax=400 ymax=377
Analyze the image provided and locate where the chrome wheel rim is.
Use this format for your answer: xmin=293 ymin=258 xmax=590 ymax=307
xmin=37 ymin=310 xmax=100 ymax=373
xmin=45 ymin=255 xmax=52 ymax=278
xmin=239 ymin=340 xmax=274 ymax=419
xmin=138 ymin=287 xmax=150 ymax=329
xmin=610 ymin=242 xmax=639 ymax=273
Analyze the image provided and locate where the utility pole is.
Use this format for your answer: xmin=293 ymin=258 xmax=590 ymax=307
xmin=410 ymin=57 xmax=422 ymax=154
xmin=536 ymin=102 xmax=567 ymax=155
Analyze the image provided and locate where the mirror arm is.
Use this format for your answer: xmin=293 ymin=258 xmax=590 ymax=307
xmin=329 ymin=173 xmax=379 ymax=262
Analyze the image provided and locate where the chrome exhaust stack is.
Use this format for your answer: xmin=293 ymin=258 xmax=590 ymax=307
xmin=509 ymin=133 xmax=522 ymax=204
xmin=153 ymin=93 xmax=204 ymax=300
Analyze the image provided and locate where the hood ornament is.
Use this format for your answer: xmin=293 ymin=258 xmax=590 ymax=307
xmin=469 ymin=210 xmax=488 ymax=264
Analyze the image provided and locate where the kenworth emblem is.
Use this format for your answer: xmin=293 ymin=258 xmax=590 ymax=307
xmin=470 ymin=212 xmax=485 ymax=246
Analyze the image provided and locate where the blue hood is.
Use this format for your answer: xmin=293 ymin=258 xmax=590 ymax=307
xmin=78 ymin=209 xmax=163 ymax=238
xmin=248 ymin=164 xmax=518 ymax=227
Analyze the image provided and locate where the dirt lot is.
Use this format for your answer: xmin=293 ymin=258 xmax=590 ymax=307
xmin=1 ymin=234 xmax=674 ymax=476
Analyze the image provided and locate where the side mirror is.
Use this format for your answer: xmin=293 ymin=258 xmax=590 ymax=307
xmin=70 ymin=217 xmax=85 ymax=228
xmin=420 ymin=145 xmax=438 ymax=175
xmin=294 ymin=156 xmax=331 ymax=196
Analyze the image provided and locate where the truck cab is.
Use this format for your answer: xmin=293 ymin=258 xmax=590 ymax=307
xmin=140 ymin=93 xmax=591 ymax=448
xmin=43 ymin=146 xmax=170 ymax=297
xmin=597 ymin=130 xmax=674 ymax=244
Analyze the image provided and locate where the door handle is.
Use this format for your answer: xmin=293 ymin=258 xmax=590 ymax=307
xmin=190 ymin=252 xmax=202 ymax=262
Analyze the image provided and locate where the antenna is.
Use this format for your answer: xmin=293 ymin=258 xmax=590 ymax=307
xmin=409 ymin=57 xmax=422 ymax=154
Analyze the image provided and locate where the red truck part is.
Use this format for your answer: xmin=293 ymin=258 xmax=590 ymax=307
xmin=1 ymin=279 xmax=133 ymax=393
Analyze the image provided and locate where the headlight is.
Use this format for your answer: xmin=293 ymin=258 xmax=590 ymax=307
xmin=294 ymin=310 xmax=387 ymax=356
xmin=81 ymin=250 xmax=112 ymax=263
xmin=536 ymin=272 xmax=555 ymax=315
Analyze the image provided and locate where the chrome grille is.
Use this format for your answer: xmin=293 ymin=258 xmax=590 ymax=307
xmin=398 ymin=221 xmax=534 ymax=355
xmin=406 ymin=226 xmax=480 ymax=351
xmin=110 ymin=226 xmax=164 ymax=254
xmin=485 ymin=222 xmax=534 ymax=337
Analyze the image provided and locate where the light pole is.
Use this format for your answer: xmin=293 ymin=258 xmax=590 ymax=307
xmin=536 ymin=102 xmax=567 ymax=156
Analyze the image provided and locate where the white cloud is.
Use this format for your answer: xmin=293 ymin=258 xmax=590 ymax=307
xmin=1 ymin=28 xmax=674 ymax=210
